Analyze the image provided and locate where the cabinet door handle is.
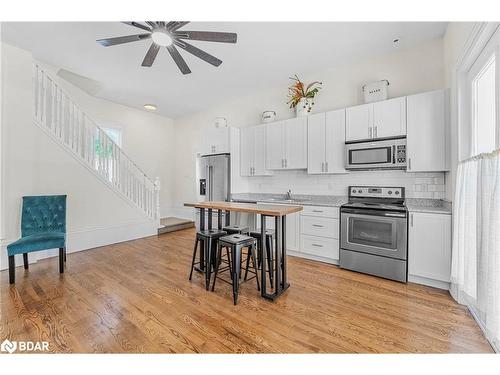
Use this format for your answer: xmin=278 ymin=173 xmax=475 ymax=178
xmin=285 ymin=159 xmax=287 ymax=168
xmin=408 ymin=158 xmax=412 ymax=171
xmin=368 ymin=127 xmax=372 ymax=138
xmin=321 ymin=162 xmax=324 ymax=172
xmin=411 ymin=214 xmax=414 ymax=227
xmin=325 ymin=162 xmax=328 ymax=172
xmin=312 ymin=243 xmax=323 ymax=247
xmin=312 ymin=224 xmax=324 ymax=228
xmin=312 ymin=210 xmax=324 ymax=213
xmin=374 ymin=126 xmax=378 ymax=138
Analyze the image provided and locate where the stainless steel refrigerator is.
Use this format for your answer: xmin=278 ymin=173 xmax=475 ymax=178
xmin=195 ymin=153 xmax=231 ymax=229
xmin=196 ymin=153 xmax=231 ymax=202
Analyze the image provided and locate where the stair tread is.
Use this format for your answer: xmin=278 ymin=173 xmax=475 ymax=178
xmin=159 ymin=217 xmax=194 ymax=229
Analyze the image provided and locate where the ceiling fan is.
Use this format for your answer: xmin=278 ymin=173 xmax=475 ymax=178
xmin=96 ymin=22 xmax=237 ymax=75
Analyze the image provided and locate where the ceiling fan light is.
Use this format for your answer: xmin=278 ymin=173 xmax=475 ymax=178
xmin=151 ymin=31 xmax=173 ymax=47
xmin=144 ymin=104 xmax=157 ymax=111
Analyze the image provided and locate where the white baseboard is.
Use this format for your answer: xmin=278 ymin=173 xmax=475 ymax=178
xmin=287 ymin=250 xmax=339 ymax=265
xmin=408 ymin=274 xmax=450 ymax=290
xmin=0 ymin=220 xmax=158 ymax=271
xmin=165 ymin=207 xmax=195 ymax=221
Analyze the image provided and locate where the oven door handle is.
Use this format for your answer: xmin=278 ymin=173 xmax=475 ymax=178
xmin=341 ymin=208 xmax=406 ymax=218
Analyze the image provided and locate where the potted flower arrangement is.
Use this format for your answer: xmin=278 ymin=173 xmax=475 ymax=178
xmin=287 ymin=75 xmax=322 ymax=117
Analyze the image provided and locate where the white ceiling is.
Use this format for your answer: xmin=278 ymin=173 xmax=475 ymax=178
xmin=1 ymin=22 xmax=447 ymax=118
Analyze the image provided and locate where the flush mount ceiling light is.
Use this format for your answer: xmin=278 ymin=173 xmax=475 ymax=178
xmin=143 ymin=104 xmax=157 ymax=111
xmin=96 ymin=22 xmax=238 ymax=75
xmin=151 ymin=30 xmax=173 ymax=46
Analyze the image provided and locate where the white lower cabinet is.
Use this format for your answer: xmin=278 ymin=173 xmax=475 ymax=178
xmin=408 ymin=212 xmax=452 ymax=285
xmin=297 ymin=206 xmax=340 ymax=263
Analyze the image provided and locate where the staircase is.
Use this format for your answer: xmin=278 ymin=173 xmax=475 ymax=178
xmin=32 ymin=64 xmax=160 ymax=222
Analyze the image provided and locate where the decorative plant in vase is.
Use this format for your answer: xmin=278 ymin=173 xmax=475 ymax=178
xmin=287 ymin=75 xmax=322 ymax=117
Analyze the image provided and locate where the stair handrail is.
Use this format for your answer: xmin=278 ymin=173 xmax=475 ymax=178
xmin=32 ymin=63 xmax=160 ymax=220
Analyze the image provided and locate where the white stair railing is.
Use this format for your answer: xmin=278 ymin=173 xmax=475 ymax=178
xmin=32 ymin=64 xmax=160 ymax=221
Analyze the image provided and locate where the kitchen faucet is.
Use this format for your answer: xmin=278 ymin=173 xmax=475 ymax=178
xmin=286 ymin=189 xmax=293 ymax=200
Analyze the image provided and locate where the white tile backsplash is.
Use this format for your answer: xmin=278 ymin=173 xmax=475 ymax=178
xmin=244 ymin=170 xmax=446 ymax=199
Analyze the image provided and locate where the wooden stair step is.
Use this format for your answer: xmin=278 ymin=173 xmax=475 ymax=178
xmin=158 ymin=217 xmax=195 ymax=235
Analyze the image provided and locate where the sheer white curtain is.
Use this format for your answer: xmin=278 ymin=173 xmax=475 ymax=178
xmin=451 ymin=149 xmax=500 ymax=350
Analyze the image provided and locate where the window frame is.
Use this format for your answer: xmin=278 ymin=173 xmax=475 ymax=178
xmin=457 ymin=24 xmax=500 ymax=161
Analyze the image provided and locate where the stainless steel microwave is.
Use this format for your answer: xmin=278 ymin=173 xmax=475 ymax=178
xmin=345 ymin=137 xmax=407 ymax=170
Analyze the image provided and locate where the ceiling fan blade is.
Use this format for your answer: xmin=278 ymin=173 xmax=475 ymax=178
xmin=122 ymin=22 xmax=151 ymax=32
xmin=145 ymin=21 xmax=158 ymax=28
xmin=141 ymin=43 xmax=161 ymax=67
xmin=174 ymin=31 xmax=237 ymax=43
xmin=166 ymin=44 xmax=191 ymax=75
xmin=167 ymin=21 xmax=190 ymax=32
xmin=97 ymin=33 xmax=151 ymax=47
xmin=174 ymin=40 xmax=222 ymax=67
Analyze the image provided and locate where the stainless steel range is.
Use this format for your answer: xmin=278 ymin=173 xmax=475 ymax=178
xmin=339 ymin=186 xmax=408 ymax=282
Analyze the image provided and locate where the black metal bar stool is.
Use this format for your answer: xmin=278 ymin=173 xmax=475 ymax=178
xmin=222 ymin=224 xmax=249 ymax=235
xmin=248 ymin=229 xmax=275 ymax=285
xmin=212 ymin=234 xmax=260 ymax=305
xmin=189 ymin=229 xmax=227 ymax=290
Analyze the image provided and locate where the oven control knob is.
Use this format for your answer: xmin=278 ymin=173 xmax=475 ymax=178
xmin=395 ymin=191 xmax=400 ymax=195
xmin=352 ymin=189 xmax=356 ymax=194
xmin=358 ymin=190 xmax=362 ymax=193
xmin=388 ymin=190 xmax=393 ymax=195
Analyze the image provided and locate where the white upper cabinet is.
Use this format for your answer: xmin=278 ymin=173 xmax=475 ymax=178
xmin=240 ymin=126 xmax=255 ymax=177
xmin=284 ymin=117 xmax=308 ymax=169
xmin=345 ymin=97 xmax=406 ymax=141
xmin=406 ymin=89 xmax=449 ymax=172
xmin=266 ymin=118 xmax=307 ymax=170
xmin=307 ymin=113 xmax=326 ymax=174
xmin=345 ymin=103 xmax=372 ymax=141
xmin=240 ymin=125 xmax=273 ymax=176
xmin=372 ymin=97 xmax=406 ymax=138
xmin=265 ymin=121 xmax=285 ymax=169
xmin=201 ymin=126 xmax=230 ymax=155
xmin=308 ymin=109 xmax=346 ymax=174
xmin=408 ymin=212 xmax=451 ymax=282
xmin=253 ymin=124 xmax=271 ymax=175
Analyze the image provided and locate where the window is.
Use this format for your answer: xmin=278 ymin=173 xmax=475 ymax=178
xmin=101 ymin=127 xmax=122 ymax=147
xmin=465 ymin=27 xmax=499 ymax=157
xmin=471 ymin=55 xmax=496 ymax=155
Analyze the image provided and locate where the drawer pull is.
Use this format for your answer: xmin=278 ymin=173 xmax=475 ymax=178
xmin=312 ymin=224 xmax=324 ymax=228
xmin=311 ymin=243 xmax=323 ymax=247
xmin=312 ymin=210 xmax=324 ymax=213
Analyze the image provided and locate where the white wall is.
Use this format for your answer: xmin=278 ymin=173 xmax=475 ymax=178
xmin=0 ymin=41 xmax=175 ymax=270
xmin=172 ymin=38 xmax=446 ymax=218
xmin=443 ymin=22 xmax=476 ymax=201
xmin=35 ymin=59 xmax=176 ymax=216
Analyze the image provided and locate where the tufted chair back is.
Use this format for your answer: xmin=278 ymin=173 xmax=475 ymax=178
xmin=21 ymin=195 xmax=67 ymax=237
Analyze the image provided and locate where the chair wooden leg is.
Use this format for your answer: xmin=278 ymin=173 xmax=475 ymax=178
xmin=8 ymin=255 xmax=15 ymax=284
xmin=23 ymin=253 xmax=29 ymax=270
xmin=59 ymin=248 xmax=64 ymax=274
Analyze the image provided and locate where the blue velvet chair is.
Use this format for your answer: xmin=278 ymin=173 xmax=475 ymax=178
xmin=7 ymin=195 xmax=67 ymax=284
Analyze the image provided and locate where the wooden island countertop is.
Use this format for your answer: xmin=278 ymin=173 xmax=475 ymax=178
xmin=184 ymin=201 xmax=303 ymax=216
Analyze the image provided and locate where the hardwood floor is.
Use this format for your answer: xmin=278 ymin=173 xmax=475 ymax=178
xmin=0 ymin=228 xmax=493 ymax=353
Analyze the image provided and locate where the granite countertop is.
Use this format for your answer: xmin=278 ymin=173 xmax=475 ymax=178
xmin=231 ymin=193 xmax=347 ymax=207
xmin=405 ymin=198 xmax=452 ymax=215
xmin=232 ymin=193 xmax=452 ymax=214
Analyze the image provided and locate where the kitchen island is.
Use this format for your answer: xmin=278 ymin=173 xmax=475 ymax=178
xmin=184 ymin=201 xmax=303 ymax=300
